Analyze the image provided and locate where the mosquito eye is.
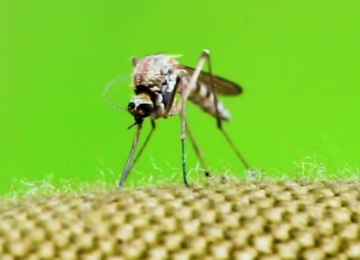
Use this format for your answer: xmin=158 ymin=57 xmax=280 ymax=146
xmin=137 ymin=104 xmax=153 ymax=117
xmin=128 ymin=102 xmax=135 ymax=110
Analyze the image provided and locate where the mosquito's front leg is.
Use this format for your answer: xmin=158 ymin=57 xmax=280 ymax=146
xmin=127 ymin=120 xmax=156 ymax=175
xmin=119 ymin=123 xmax=143 ymax=187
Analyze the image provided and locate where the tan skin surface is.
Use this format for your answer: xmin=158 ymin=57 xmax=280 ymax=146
xmin=1 ymin=179 xmax=360 ymax=259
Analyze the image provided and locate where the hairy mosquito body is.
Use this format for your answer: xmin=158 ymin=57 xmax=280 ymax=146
xmin=109 ymin=50 xmax=250 ymax=187
xmin=130 ymin=54 xmax=232 ymax=121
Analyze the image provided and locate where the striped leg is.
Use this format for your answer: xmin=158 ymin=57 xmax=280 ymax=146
xmin=176 ymin=50 xmax=215 ymax=187
xmin=162 ymin=72 xmax=201 ymax=186
xmin=200 ymin=50 xmax=250 ymax=170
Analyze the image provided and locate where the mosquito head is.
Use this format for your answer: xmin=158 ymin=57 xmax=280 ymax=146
xmin=127 ymin=95 xmax=154 ymax=129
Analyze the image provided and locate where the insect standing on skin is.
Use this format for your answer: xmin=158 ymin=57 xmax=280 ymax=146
xmin=104 ymin=49 xmax=250 ymax=187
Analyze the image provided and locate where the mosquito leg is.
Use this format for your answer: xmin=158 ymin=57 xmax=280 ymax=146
xmin=218 ymin=125 xmax=250 ymax=169
xmin=119 ymin=120 xmax=157 ymax=187
xmin=177 ymin=51 xmax=216 ymax=187
xmin=180 ymin=79 xmax=190 ymax=187
xmin=119 ymin=123 xmax=143 ymax=187
xmin=127 ymin=120 xmax=156 ymax=174
xmin=201 ymin=50 xmax=250 ymax=170
xmin=160 ymin=51 xmax=218 ymax=186
xmin=165 ymin=50 xmax=209 ymax=118
xmin=185 ymin=118 xmax=214 ymax=181
xmin=184 ymin=118 xmax=208 ymax=170
xmin=164 ymin=79 xmax=182 ymax=117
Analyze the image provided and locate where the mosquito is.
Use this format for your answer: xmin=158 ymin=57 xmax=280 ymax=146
xmin=104 ymin=49 xmax=250 ymax=187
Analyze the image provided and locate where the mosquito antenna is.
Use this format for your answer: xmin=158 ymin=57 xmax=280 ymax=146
xmin=103 ymin=75 xmax=130 ymax=111
xmin=119 ymin=123 xmax=143 ymax=187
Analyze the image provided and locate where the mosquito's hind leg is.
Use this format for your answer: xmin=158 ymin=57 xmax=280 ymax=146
xmin=214 ymin=118 xmax=250 ymax=170
xmin=200 ymin=50 xmax=250 ymax=170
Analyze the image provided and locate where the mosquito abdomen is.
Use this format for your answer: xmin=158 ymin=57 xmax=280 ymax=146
xmin=188 ymin=82 xmax=231 ymax=121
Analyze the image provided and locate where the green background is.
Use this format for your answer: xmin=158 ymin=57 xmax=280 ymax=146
xmin=1 ymin=0 xmax=359 ymax=194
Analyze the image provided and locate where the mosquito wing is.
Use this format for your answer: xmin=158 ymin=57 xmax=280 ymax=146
xmin=182 ymin=65 xmax=243 ymax=96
